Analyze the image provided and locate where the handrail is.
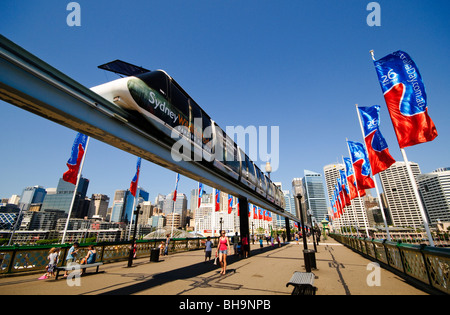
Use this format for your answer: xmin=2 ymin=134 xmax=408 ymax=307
xmin=330 ymin=234 xmax=450 ymax=295
xmin=0 ymin=237 xmax=219 ymax=276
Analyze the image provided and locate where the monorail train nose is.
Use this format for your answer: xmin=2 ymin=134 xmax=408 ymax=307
xmin=90 ymin=77 xmax=136 ymax=111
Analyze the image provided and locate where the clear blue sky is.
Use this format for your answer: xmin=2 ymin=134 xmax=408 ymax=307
xmin=1 ymin=0 xmax=449 ymax=207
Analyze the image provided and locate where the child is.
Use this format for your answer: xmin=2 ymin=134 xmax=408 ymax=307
xmin=40 ymin=247 xmax=59 ymax=279
xmin=236 ymin=242 xmax=242 ymax=258
xmin=259 ymin=237 xmax=263 ymax=250
xmin=204 ymin=236 xmax=213 ymax=262
xmin=158 ymin=241 xmax=165 ymax=256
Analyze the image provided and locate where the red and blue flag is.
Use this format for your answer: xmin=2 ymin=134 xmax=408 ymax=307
xmin=197 ymin=182 xmax=203 ymax=208
xmin=63 ymin=133 xmax=88 ymax=185
xmin=347 ymin=140 xmax=375 ymax=190
xmin=358 ymin=105 xmax=396 ymax=175
xmin=173 ymin=173 xmax=180 ymax=202
xmin=129 ymin=157 xmax=141 ymax=197
xmin=343 ymin=157 xmax=364 ymax=199
xmin=339 ymin=169 xmax=351 ymax=207
xmin=215 ymin=189 xmax=220 ymax=212
xmin=373 ymin=51 xmax=437 ymax=148
xmin=228 ymin=194 xmax=233 ymax=214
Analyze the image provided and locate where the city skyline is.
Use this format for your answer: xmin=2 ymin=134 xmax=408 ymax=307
xmin=1 ymin=1 xmax=449 ymax=210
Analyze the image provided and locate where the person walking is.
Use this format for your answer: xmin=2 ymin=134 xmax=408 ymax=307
xmin=216 ymin=230 xmax=230 ymax=275
xmin=242 ymin=234 xmax=249 ymax=258
xmin=164 ymin=234 xmax=170 ymax=256
xmin=204 ymin=236 xmax=213 ymax=262
xmin=232 ymin=232 xmax=239 ymax=255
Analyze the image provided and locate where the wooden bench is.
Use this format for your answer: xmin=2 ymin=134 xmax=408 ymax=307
xmin=55 ymin=262 xmax=103 ymax=280
xmin=286 ymin=271 xmax=317 ymax=295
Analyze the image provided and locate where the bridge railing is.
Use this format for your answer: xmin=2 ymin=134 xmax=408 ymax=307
xmin=331 ymin=234 xmax=450 ymax=294
xmin=0 ymin=237 xmax=218 ymax=276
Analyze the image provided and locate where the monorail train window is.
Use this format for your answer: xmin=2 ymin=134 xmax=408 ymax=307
xmin=170 ymin=84 xmax=189 ymax=124
xmin=239 ymin=148 xmax=248 ymax=176
xmin=245 ymin=154 xmax=256 ymax=178
xmin=202 ymin=112 xmax=213 ymax=154
xmin=138 ymin=71 xmax=169 ymax=99
xmin=189 ymin=100 xmax=203 ymax=145
xmin=255 ymin=166 xmax=263 ymax=188
xmin=262 ymin=175 xmax=268 ymax=192
xmin=225 ymin=136 xmax=240 ymax=174
xmin=213 ymin=123 xmax=225 ymax=161
xmin=267 ymin=180 xmax=273 ymax=196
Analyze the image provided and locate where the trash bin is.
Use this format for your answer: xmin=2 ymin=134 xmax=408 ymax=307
xmin=150 ymin=248 xmax=160 ymax=262
xmin=303 ymin=249 xmax=316 ymax=272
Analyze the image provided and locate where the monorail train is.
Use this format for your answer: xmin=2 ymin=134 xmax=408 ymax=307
xmin=91 ymin=66 xmax=285 ymax=210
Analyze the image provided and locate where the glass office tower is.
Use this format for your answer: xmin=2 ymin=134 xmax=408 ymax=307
xmin=303 ymin=170 xmax=328 ymax=223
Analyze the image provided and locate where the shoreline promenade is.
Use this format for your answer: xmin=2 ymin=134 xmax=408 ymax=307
xmin=0 ymin=237 xmax=427 ymax=295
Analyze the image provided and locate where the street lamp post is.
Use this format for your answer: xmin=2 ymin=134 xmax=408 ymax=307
xmin=296 ymin=194 xmax=308 ymax=250
xmin=127 ymin=204 xmax=142 ymax=268
xmin=297 ymin=194 xmax=317 ymax=272
xmin=307 ymin=210 xmax=317 ymax=252
xmin=265 ymin=161 xmax=272 ymax=179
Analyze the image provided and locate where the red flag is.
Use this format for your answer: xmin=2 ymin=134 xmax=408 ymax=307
xmin=215 ymin=189 xmax=220 ymax=212
xmin=63 ymin=133 xmax=88 ymax=185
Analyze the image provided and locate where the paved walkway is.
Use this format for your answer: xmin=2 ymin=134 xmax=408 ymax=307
xmin=0 ymin=237 xmax=427 ymax=295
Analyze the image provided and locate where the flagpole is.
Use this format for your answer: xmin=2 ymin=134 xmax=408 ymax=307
xmin=400 ymin=149 xmax=435 ymax=246
xmin=212 ymin=188 xmax=216 ymax=237
xmin=346 ymin=139 xmax=370 ymax=237
xmin=61 ymin=136 xmax=90 ymax=244
xmin=128 ymin=187 xmax=140 ymax=240
xmin=355 ymin=104 xmax=392 ymax=241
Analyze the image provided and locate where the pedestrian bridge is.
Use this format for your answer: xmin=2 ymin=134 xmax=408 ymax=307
xmin=0 ymin=235 xmax=445 ymax=297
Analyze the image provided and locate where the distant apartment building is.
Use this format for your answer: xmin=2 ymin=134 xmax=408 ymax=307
xmin=323 ymin=164 xmax=369 ymax=230
xmin=417 ymin=167 xmax=450 ymax=224
xmin=88 ymin=194 xmax=110 ymax=219
xmin=378 ymin=161 xmax=423 ymax=228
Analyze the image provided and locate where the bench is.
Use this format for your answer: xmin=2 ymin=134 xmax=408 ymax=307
xmin=55 ymin=262 xmax=103 ymax=280
xmin=286 ymin=271 xmax=317 ymax=295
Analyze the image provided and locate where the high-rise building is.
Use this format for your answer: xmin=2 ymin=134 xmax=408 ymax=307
xmin=41 ymin=178 xmax=89 ymax=218
xmin=378 ymin=161 xmax=422 ymax=228
xmin=19 ymin=186 xmax=47 ymax=211
xmin=88 ymin=194 xmax=110 ymax=219
xmin=110 ymin=188 xmax=149 ymax=223
xmin=323 ymin=164 xmax=369 ymax=231
xmin=164 ymin=192 xmax=188 ymax=227
xmin=417 ymin=167 xmax=450 ymax=224
xmin=303 ymin=170 xmax=328 ymax=223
